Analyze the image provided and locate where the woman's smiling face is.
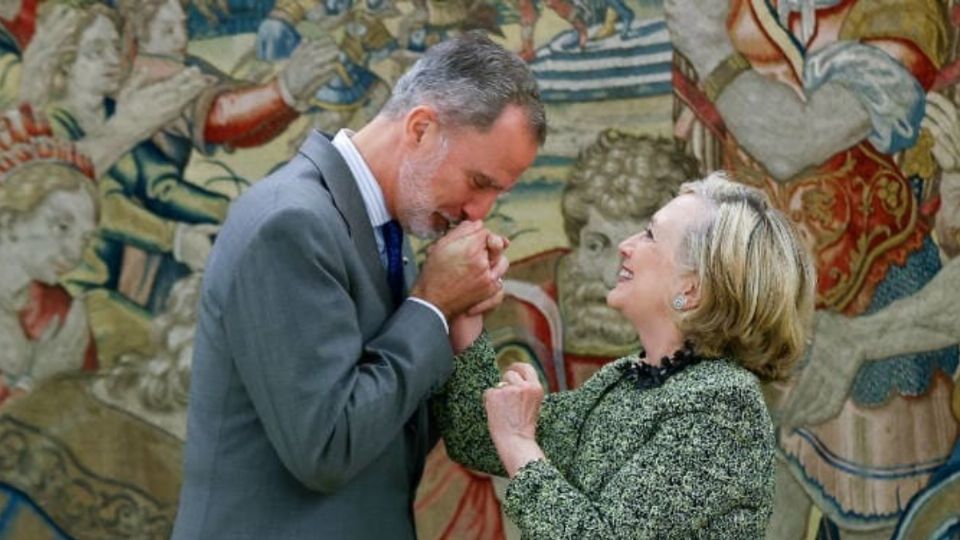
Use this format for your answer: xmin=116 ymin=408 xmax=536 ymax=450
xmin=606 ymin=194 xmax=706 ymax=324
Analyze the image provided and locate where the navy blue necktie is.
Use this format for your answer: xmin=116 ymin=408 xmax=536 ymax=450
xmin=382 ymin=220 xmax=405 ymax=306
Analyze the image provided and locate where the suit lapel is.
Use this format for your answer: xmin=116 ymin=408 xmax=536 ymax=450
xmin=297 ymin=131 xmax=392 ymax=305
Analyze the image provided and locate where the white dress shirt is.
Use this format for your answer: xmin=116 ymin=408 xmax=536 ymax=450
xmin=331 ymin=129 xmax=449 ymax=333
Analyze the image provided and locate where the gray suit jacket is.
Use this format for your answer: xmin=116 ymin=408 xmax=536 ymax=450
xmin=172 ymin=131 xmax=453 ymax=539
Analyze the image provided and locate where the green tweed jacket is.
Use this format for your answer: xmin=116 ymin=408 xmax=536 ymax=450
xmin=434 ymin=335 xmax=776 ymax=539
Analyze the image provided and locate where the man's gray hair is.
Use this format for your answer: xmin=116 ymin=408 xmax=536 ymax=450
xmin=380 ymin=32 xmax=547 ymax=145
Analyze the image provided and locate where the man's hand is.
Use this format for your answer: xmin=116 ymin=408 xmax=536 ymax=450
xmin=411 ymin=221 xmax=506 ymax=321
xmin=448 ymin=232 xmax=511 ymax=352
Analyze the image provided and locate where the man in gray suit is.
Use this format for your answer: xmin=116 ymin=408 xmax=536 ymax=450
xmin=171 ymin=33 xmax=546 ymax=539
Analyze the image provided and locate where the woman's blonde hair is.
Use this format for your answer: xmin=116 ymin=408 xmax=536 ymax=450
xmin=675 ymin=172 xmax=816 ymax=381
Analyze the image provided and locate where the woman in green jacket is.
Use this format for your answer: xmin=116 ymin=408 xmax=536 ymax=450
xmin=436 ymin=173 xmax=816 ymax=539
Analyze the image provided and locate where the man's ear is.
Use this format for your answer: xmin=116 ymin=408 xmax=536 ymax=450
xmin=403 ymin=105 xmax=439 ymax=147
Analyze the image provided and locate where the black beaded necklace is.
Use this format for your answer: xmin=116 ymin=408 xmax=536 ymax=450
xmin=618 ymin=341 xmax=702 ymax=390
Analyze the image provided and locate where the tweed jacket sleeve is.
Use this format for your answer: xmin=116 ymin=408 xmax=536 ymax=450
xmin=437 ymin=334 xmax=776 ymax=539
xmin=434 ymin=333 xmax=584 ymax=477
xmin=432 ymin=333 xmax=509 ymax=476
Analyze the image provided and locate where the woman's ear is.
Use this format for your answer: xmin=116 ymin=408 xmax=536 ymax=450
xmin=678 ymin=273 xmax=701 ymax=310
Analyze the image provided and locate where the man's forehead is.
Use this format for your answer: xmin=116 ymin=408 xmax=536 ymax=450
xmin=464 ymin=149 xmax=531 ymax=188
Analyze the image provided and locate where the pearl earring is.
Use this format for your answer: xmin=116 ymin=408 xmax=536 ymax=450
xmin=672 ymin=295 xmax=686 ymax=311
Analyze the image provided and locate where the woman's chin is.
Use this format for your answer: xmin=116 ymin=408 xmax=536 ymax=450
xmin=605 ymin=289 xmax=622 ymax=311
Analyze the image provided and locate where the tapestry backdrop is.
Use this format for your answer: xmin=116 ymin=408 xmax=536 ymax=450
xmin=0 ymin=0 xmax=957 ymax=538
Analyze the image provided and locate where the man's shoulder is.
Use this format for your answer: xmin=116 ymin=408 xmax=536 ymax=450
xmin=213 ymin=159 xmax=349 ymax=271
xmin=233 ymin=157 xmax=339 ymax=221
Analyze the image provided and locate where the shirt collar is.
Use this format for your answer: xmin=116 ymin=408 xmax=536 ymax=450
xmin=331 ymin=129 xmax=392 ymax=229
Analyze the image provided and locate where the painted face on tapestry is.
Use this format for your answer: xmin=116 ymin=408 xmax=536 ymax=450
xmin=143 ymin=0 xmax=189 ymax=59
xmin=578 ymin=208 xmax=650 ymax=290
xmin=6 ymin=188 xmax=96 ymax=285
xmin=72 ymin=15 xmax=123 ymax=96
xmin=607 ymin=194 xmax=704 ymax=324
xmin=557 ymin=207 xmax=647 ymax=350
xmin=396 ymin=105 xmax=538 ymax=239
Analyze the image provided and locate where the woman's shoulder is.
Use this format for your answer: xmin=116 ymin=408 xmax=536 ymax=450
xmin=579 ymin=356 xmax=766 ymax=415
xmin=576 ymin=354 xmax=640 ymax=390
xmin=680 ymin=357 xmax=759 ymax=389
xmin=662 ymin=358 xmax=770 ymax=419
xmin=581 ymin=355 xmax=757 ymax=394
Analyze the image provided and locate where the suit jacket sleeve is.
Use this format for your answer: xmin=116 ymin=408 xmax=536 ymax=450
xmin=221 ymin=204 xmax=453 ymax=493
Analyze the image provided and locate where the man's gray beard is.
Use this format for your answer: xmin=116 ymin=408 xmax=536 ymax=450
xmin=557 ymin=255 xmax=640 ymax=355
xmin=396 ymin=144 xmax=449 ymax=240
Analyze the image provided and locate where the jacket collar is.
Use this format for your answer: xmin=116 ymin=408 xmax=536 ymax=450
xmin=298 ymin=130 xmax=392 ymax=304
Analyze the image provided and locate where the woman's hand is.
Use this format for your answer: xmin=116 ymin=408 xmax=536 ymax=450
xmin=484 ymin=362 xmax=546 ymax=477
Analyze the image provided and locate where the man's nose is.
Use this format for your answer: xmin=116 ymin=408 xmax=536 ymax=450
xmin=462 ymin=194 xmax=498 ymax=221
